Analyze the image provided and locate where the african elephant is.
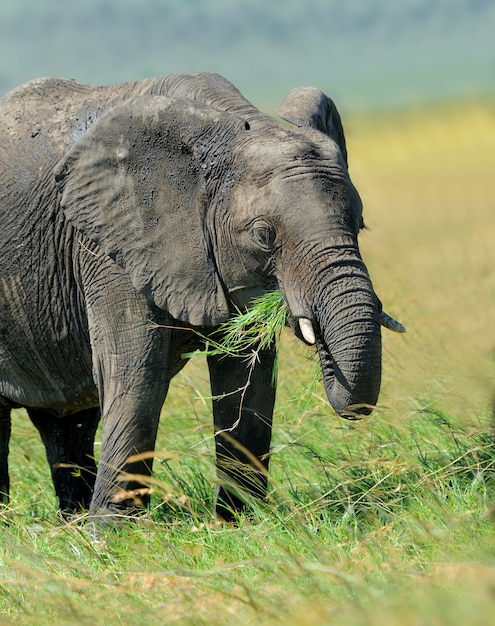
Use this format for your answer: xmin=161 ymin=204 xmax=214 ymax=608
xmin=0 ymin=72 xmax=403 ymax=522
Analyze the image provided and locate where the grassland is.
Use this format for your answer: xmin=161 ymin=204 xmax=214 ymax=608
xmin=1 ymin=100 xmax=494 ymax=625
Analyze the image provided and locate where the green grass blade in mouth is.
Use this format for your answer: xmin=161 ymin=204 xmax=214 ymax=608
xmin=183 ymin=291 xmax=288 ymax=359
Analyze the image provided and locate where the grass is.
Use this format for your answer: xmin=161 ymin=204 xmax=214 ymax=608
xmin=183 ymin=290 xmax=287 ymax=382
xmin=1 ymin=99 xmax=495 ymax=624
xmin=2 ymin=403 xmax=494 ymax=624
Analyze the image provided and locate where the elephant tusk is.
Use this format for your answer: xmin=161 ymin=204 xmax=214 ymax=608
xmin=380 ymin=311 xmax=406 ymax=333
xmin=299 ymin=318 xmax=316 ymax=345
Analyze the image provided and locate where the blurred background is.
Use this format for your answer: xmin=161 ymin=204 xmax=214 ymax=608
xmin=0 ymin=0 xmax=493 ymax=110
xmin=1 ymin=0 xmax=494 ymax=417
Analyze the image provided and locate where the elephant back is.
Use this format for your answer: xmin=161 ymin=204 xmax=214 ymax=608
xmin=145 ymin=72 xmax=263 ymax=122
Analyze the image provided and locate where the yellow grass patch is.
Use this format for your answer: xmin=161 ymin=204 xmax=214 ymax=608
xmin=347 ymin=101 xmax=495 ymax=418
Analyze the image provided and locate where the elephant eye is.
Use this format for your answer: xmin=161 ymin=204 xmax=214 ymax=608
xmin=250 ymin=219 xmax=276 ymax=250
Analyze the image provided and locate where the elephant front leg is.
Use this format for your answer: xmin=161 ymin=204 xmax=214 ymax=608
xmin=89 ymin=385 xmax=168 ymax=522
xmin=207 ymin=342 xmax=276 ymax=521
xmin=88 ymin=325 xmax=172 ymax=522
xmin=81 ymin=261 xmax=174 ymax=522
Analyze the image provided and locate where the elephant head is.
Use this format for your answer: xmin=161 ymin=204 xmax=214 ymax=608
xmin=54 ymin=82 xmax=403 ymax=419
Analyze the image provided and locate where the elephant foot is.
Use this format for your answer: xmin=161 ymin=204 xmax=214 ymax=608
xmin=215 ymin=484 xmax=267 ymax=523
xmin=88 ymin=484 xmax=153 ymax=526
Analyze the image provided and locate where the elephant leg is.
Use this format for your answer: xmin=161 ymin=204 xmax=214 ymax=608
xmin=0 ymin=405 xmax=11 ymax=503
xmin=89 ymin=378 xmax=170 ymax=520
xmin=207 ymin=342 xmax=277 ymax=521
xmin=85 ymin=297 xmax=173 ymax=521
xmin=27 ymin=407 xmax=100 ymax=514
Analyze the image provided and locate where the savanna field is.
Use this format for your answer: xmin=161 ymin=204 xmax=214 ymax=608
xmin=1 ymin=100 xmax=494 ymax=625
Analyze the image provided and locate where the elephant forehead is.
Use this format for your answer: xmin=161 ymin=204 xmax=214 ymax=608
xmin=241 ymin=132 xmax=344 ymax=182
xmin=241 ymin=154 xmax=350 ymax=206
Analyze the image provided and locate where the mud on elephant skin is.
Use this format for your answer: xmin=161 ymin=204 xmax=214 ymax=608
xmin=0 ymin=72 xmax=404 ymax=522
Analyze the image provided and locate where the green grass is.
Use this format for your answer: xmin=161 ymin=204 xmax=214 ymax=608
xmin=1 ymin=100 xmax=495 ymax=624
xmin=184 ymin=290 xmax=287 ymax=359
xmin=1 ymin=400 xmax=494 ymax=624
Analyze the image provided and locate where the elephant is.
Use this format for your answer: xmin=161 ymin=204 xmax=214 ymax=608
xmin=0 ymin=72 xmax=404 ymax=522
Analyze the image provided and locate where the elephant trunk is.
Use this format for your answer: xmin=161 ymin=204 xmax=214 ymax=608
xmin=291 ymin=248 xmax=382 ymax=418
xmin=316 ymin=307 xmax=382 ymax=419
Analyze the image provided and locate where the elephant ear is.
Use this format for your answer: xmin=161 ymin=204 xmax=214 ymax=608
xmin=55 ymin=95 xmax=238 ymax=326
xmin=276 ymin=87 xmax=348 ymax=166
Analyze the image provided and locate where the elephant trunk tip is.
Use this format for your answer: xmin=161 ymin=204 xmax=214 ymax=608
xmin=322 ymin=359 xmax=381 ymax=421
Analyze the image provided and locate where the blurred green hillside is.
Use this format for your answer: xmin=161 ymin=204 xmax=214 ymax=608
xmin=1 ymin=0 xmax=494 ymax=111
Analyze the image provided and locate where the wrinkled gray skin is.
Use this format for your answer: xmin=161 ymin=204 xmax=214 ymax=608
xmin=0 ymin=73 xmax=384 ymax=521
